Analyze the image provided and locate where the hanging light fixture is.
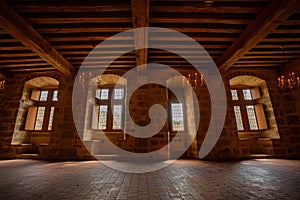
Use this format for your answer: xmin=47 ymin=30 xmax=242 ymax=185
xmin=277 ymin=45 xmax=300 ymax=89
xmin=0 ymin=80 xmax=6 ymax=91
xmin=79 ymin=72 xmax=92 ymax=87
xmin=0 ymin=73 xmax=7 ymax=91
xmin=182 ymin=72 xmax=205 ymax=89
xmin=278 ymin=72 xmax=300 ymax=89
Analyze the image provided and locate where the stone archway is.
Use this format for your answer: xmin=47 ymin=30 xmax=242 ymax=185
xmin=229 ymin=75 xmax=279 ymax=156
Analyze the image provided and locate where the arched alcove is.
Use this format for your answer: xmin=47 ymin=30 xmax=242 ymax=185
xmin=83 ymin=74 xmax=127 ymax=156
xmin=11 ymin=77 xmax=59 ymax=146
xmin=166 ymin=76 xmax=198 ymax=158
xmin=229 ymin=75 xmax=279 ymax=155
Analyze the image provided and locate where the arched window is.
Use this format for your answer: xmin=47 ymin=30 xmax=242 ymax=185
xmin=230 ymin=86 xmax=267 ymax=131
xmin=83 ymin=74 xmax=127 ymax=141
xmin=93 ymin=85 xmax=125 ymax=131
xmin=166 ymin=76 xmax=198 ymax=158
xmin=25 ymin=89 xmax=58 ymax=131
xmin=11 ymin=77 xmax=59 ymax=145
xmin=229 ymin=75 xmax=279 ymax=139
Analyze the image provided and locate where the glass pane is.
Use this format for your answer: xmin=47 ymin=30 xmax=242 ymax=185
xmin=98 ymin=105 xmax=108 ymax=129
xmin=113 ymin=105 xmax=122 ymax=129
xmin=39 ymin=91 xmax=48 ymax=101
xmin=48 ymin=107 xmax=55 ymax=130
xmin=114 ymin=88 xmax=124 ymax=99
xmin=233 ymin=106 xmax=244 ymax=131
xmin=171 ymin=103 xmax=184 ymax=131
xmin=231 ymin=90 xmax=238 ymax=100
xmin=95 ymin=89 xmax=101 ymax=99
xmin=52 ymin=90 xmax=58 ymax=101
xmin=243 ymin=89 xmax=252 ymax=100
xmin=35 ymin=107 xmax=45 ymax=130
xmin=100 ymin=89 xmax=109 ymax=100
xmin=246 ymin=105 xmax=258 ymax=130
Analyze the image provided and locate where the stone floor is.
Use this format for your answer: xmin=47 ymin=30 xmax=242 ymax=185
xmin=0 ymin=159 xmax=299 ymax=200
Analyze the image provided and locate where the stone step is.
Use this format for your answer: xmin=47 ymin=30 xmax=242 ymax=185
xmin=249 ymin=154 xmax=274 ymax=159
xmin=16 ymin=154 xmax=39 ymax=159
xmin=94 ymin=155 xmax=117 ymax=160
xmin=11 ymin=144 xmax=39 ymax=154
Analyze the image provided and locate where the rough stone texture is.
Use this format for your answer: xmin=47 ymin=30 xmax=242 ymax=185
xmin=225 ymin=69 xmax=300 ymax=159
xmin=0 ymin=68 xmax=299 ymax=160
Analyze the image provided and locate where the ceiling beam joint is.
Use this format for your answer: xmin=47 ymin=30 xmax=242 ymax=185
xmin=216 ymin=0 xmax=300 ymax=72
xmin=0 ymin=0 xmax=75 ymax=77
xmin=131 ymin=0 xmax=150 ymax=75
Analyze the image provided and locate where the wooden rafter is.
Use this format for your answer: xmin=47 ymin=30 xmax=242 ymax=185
xmin=11 ymin=4 xmax=131 ymax=12
xmin=131 ymin=0 xmax=150 ymax=75
xmin=216 ymin=0 xmax=300 ymax=72
xmin=0 ymin=0 xmax=75 ymax=77
xmin=150 ymin=5 xmax=264 ymax=14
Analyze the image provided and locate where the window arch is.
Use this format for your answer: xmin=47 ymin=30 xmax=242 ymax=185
xmin=83 ymin=74 xmax=127 ymax=141
xmin=11 ymin=77 xmax=59 ymax=145
xmin=166 ymin=76 xmax=198 ymax=158
xmin=229 ymin=75 xmax=279 ymax=139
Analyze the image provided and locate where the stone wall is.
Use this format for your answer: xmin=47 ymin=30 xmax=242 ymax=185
xmin=225 ymin=69 xmax=300 ymax=159
xmin=0 ymin=68 xmax=299 ymax=160
xmin=0 ymin=72 xmax=92 ymax=160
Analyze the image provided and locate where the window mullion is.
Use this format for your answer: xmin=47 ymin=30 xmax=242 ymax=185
xmin=95 ymin=86 xmax=125 ymax=131
xmin=107 ymin=88 xmax=114 ymax=131
xmin=42 ymin=106 xmax=51 ymax=131
xmin=238 ymin=88 xmax=250 ymax=131
xmin=42 ymin=93 xmax=53 ymax=131
xmin=241 ymin=105 xmax=250 ymax=131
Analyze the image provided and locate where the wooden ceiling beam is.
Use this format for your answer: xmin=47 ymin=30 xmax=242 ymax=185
xmin=7 ymin=68 xmax=56 ymax=72
xmin=0 ymin=0 xmax=75 ymax=77
xmin=36 ymin=27 xmax=131 ymax=34
xmin=273 ymin=29 xmax=300 ymax=34
xmin=216 ymin=0 xmax=300 ymax=72
xmin=0 ymin=46 xmax=29 ymax=51
xmin=28 ymin=17 xmax=251 ymax=25
xmin=46 ymin=35 xmax=133 ymax=42
xmin=27 ymin=17 xmax=132 ymax=24
xmin=11 ymin=4 xmax=131 ymax=13
xmin=131 ymin=0 xmax=150 ymax=75
xmin=253 ymin=44 xmax=300 ymax=49
xmin=150 ymin=18 xmax=251 ymax=25
xmin=0 ymin=63 xmax=51 ymax=68
xmin=247 ymin=50 xmax=300 ymax=54
xmin=53 ymin=44 xmax=229 ymax=50
xmin=0 ymin=58 xmax=43 ymax=63
xmin=263 ymin=38 xmax=300 ymax=42
xmin=35 ymin=27 xmax=242 ymax=34
xmin=150 ymin=5 xmax=264 ymax=13
xmin=45 ymin=36 xmax=234 ymax=43
xmin=232 ymin=63 xmax=280 ymax=67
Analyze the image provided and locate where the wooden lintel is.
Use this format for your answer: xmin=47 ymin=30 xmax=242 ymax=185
xmin=0 ymin=0 xmax=75 ymax=77
xmin=132 ymin=0 xmax=150 ymax=75
xmin=216 ymin=0 xmax=300 ymax=72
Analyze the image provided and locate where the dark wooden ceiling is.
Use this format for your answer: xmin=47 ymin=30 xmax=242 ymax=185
xmin=0 ymin=0 xmax=300 ymax=77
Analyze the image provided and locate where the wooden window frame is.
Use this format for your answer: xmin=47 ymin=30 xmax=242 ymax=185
xmin=93 ymin=85 xmax=125 ymax=132
xmin=231 ymin=86 xmax=268 ymax=132
xmin=25 ymin=89 xmax=58 ymax=131
xmin=168 ymin=88 xmax=186 ymax=133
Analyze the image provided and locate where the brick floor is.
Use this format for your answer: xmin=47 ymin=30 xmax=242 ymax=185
xmin=0 ymin=159 xmax=299 ymax=200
